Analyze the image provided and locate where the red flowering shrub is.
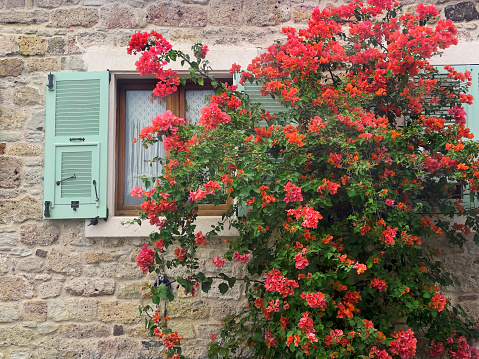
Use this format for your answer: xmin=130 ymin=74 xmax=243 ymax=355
xmin=128 ymin=1 xmax=479 ymax=358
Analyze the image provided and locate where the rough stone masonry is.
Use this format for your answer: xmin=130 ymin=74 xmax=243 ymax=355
xmin=1 ymin=0 xmax=479 ymax=358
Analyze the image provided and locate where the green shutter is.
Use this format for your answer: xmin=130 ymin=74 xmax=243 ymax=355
xmin=43 ymin=71 xmax=109 ymax=219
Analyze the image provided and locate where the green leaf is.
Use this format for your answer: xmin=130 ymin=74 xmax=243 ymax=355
xmin=385 ymin=69 xmax=393 ymax=78
xmin=198 ymin=77 xmax=204 ymax=86
xmin=218 ymin=283 xmax=229 ymax=294
xmin=201 ymin=280 xmax=212 ymax=293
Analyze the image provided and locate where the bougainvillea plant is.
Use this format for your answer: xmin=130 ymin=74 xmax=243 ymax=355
xmin=128 ymin=1 xmax=479 ymax=358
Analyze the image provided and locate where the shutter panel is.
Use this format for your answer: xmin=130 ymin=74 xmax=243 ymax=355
xmin=43 ymin=71 xmax=109 ymax=219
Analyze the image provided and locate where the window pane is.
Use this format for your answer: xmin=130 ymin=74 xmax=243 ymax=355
xmin=124 ymin=91 xmax=166 ymax=206
xmin=185 ymin=89 xmax=216 ymax=124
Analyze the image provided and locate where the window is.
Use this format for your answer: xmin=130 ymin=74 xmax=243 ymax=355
xmin=115 ymin=78 xmax=232 ymax=216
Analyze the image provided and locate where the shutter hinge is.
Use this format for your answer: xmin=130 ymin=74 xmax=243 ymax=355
xmin=47 ymin=73 xmax=54 ymax=91
xmin=71 ymin=201 xmax=79 ymax=211
xmin=44 ymin=201 xmax=51 ymax=217
xmin=107 ymin=69 xmax=111 ymax=83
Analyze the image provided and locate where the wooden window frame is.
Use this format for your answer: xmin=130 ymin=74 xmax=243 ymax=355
xmin=115 ymin=78 xmax=232 ymax=216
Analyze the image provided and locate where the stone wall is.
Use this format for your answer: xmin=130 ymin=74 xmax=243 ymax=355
xmin=1 ymin=0 xmax=479 ymax=358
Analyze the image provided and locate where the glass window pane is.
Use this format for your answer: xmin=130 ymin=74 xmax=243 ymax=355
xmin=124 ymin=91 xmax=166 ymax=206
xmin=185 ymin=89 xmax=216 ymax=124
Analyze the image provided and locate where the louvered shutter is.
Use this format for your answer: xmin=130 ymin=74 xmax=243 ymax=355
xmin=435 ymin=65 xmax=479 ymax=208
xmin=43 ymin=71 xmax=109 ymax=219
xmin=234 ymin=74 xmax=289 ymax=217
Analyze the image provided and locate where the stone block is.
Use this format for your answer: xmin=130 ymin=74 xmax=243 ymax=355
xmin=13 ymin=87 xmax=41 ymax=105
xmin=47 ymin=37 xmax=66 ymax=55
xmin=24 ymin=167 xmax=43 ymax=184
xmin=0 ymin=233 xmax=17 ymax=246
xmin=442 ymin=255 xmax=479 ymax=292
xmin=147 ymin=3 xmax=207 ymax=27
xmin=20 ymin=223 xmax=60 ymax=246
xmin=37 ymin=323 xmax=59 ymax=334
xmin=245 ymin=0 xmax=291 ymax=26
xmin=0 ymin=58 xmax=23 ymax=76
xmin=208 ymin=0 xmax=242 ymax=26
xmin=77 ymin=299 xmax=98 ymax=321
xmin=60 ymin=55 xmax=85 ymax=70
xmin=0 ymin=326 xmax=35 ymax=346
xmin=168 ymin=321 xmax=196 ymax=339
xmin=113 ymin=324 xmax=123 ymax=336
xmin=458 ymin=294 xmax=478 ymax=302
xmin=23 ymin=300 xmax=47 ymax=321
xmin=0 ymin=106 xmax=28 ymax=130
xmin=0 ymin=276 xmax=34 ymax=300
xmin=0 ymin=196 xmax=41 ymax=224
xmin=37 ymin=280 xmax=62 ymax=299
xmin=10 ymin=350 xmax=31 ymax=359
xmin=45 ymin=249 xmax=82 ymax=276
xmin=18 ymin=36 xmax=47 ymax=56
xmin=116 ymin=281 xmax=145 ymax=299
xmin=48 ymin=298 xmax=77 ymax=321
xmin=99 ymin=261 xmax=146 ymax=280
xmin=100 ymin=3 xmax=139 ymax=28
xmin=293 ymin=4 xmax=315 ymax=23
xmin=167 ymin=299 xmax=209 ymax=319
xmin=126 ymin=325 xmax=150 ymax=338
xmin=50 ymin=8 xmax=99 ymax=27
xmin=183 ymin=0 xmax=210 ymax=3
xmin=36 ymin=0 xmax=63 ymax=8
xmin=26 ymin=58 xmax=58 ymax=72
xmin=204 ymin=279 xmax=242 ymax=300
xmin=209 ymin=300 xmax=238 ymax=321
xmin=445 ymin=2 xmax=479 ymax=22
xmin=0 ymin=143 xmax=5 ymax=154
xmin=65 ymin=278 xmax=115 ymax=297
xmin=0 ymin=157 xmax=21 ymax=188
xmin=196 ymin=323 xmax=220 ymax=340
xmin=0 ymin=35 xmax=18 ymax=56
xmin=11 ymin=248 xmax=33 ymax=256
xmin=0 ymin=256 xmax=8 ymax=275
xmin=0 ymin=10 xmax=49 ymax=24
xmin=98 ymin=301 xmax=141 ymax=324
xmin=84 ymin=251 xmax=115 ymax=263
xmin=97 ymin=338 xmax=143 ymax=358
xmin=0 ymin=303 xmax=21 ymax=322
xmin=7 ymin=143 xmax=41 ymax=155
xmin=60 ymin=323 xmax=110 ymax=338
xmin=6 ymin=0 xmax=25 ymax=8
xmin=18 ymin=257 xmax=44 ymax=272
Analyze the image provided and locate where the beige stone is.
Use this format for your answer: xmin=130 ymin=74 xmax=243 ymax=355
xmin=13 ymin=87 xmax=42 ymax=105
xmin=96 ymin=338 xmax=143 ymax=358
xmin=167 ymin=299 xmax=209 ymax=319
xmin=64 ymin=278 xmax=115 ymax=297
xmin=293 ymin=4 xmax=316 ymax=23
xmin=77 ymin=299 xmax=99 ymax=321
xmin=45 ymin=249 xmax=82 ymax=276
xmin=0 ymin=34 xmax=18 ymax=56
xmin=209 ymin=0 xmax=243 ymax=26
xmin=0 ymin=276 xmax=34 ymax=300
xmin=0 ymin=195 xmax=42 ymax=224
xmin=244 ymin=0 xmax=291 ymax=26
xmin=147 ymin=3 xmax=207 ymax=27
xmin=60 ymin=323 xmax=110 ymax=338
xmin=23 ymin=300 xmax=47 ymax=321
xmin=116 ymin=281 xmax=145 ymax=299
xmin=18 ymin=36 xmax=47 ymax=56
xmin=0 ymin=326 xmax=35 ymax=346
xmin=168 ymin=321 xmax=196 ymax=339
xmin=36 ymin=0 xmax=62 ymax=8
xmin=48 ymin=299 xmax=77 ymax=321
xmin=0 ymin=303 xmax=21 ymax=322
xmin=98 ymin=301 xmax=141 ymax=324
xmin=7 ymin=143 xmax=41 ymax=156
xmin=18 ymin=257 xmax=44 ymax=272
xmin=100 ymin=3 xmax=139 ymax=28
xmin=50 ymin=8 xmax=99 ymax=27
xmin=196 ymin=323 xmax=221 ymax=340
xmin=0 ymin=106 xmax=28 ymax=130
xmin=47 ymin=37 xmax=66 ymax=55
xmin=209 ymin=300 xmax=238 ymax=321
xmin=0 ymin=10 xmax=49 ymax=25
xmin=0 ymin=157 xmax=21 ymax=189
xmin=20 ymin=223 xmax=60 ymax=246
xmin=37 ymin=280 xmax=63 ymax=299
xmin=84 ymin=251 xmax=115 ymax=263
xmin=26 ymin=58 xmax=59 ymax=72
xmin=0 ymin=143 xmax=5 ymax=155
xmin=0 ymin=58 xmax=23 ymax=76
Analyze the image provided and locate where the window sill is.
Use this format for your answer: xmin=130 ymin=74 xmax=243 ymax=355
xmin=84 ymin=216 xmax=239 ymax=238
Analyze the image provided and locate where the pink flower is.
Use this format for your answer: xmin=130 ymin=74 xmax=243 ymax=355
xmin=301 ymin=291 xmax=327 ymax=310
xmin=264 ymin=269 xmax=299 ymax=298
xmin=284 ymin=181 xmax=303 ymax=203
xmin=233 ymin=251 xmax=250 ymax=264
xmin=298 ymin=312 xmax=315 ymax=335
xmin=430 ymin=290 xmax=447 ymax=312
xmin=200 ymin=45 xmax=208 ymax=56
xmin=130 ymin=185 xmax=143 ymax=199
xmin=212 ymin=256 xmax=226 ymax=268
xmin=389 ymin=329 xmax=417 ymax=359
xmin=386 ymin=198 xmax=395 ymax=206
xmin=195 ymin=231 xmax=207 ymax=247
xmin=198 ymin=103 xmax=231 ymax=131
xmin=354 ymin=262 xmax=367 ymax=274
xmin=264 ymin=330 xmax=278 ymax=348
xmin=190 ymin=189 xmax=207 ymax=202
xmin=294 ymin=251 xmax=309 ymax=269
xmin=174 ymin=247 xmax=186 ymax=261
xmin=204 ymin=180 xmax=221 ymax=195
xmin=370 ymin=278 xmax=388 ymax=292
xmin=136 ymin=244 xmax=155 ymax=273
xmin=429 ymin=341 xmax=444 ymax=358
